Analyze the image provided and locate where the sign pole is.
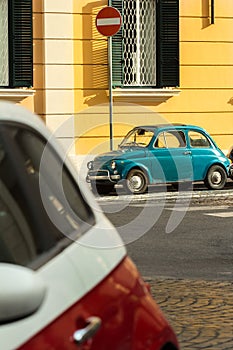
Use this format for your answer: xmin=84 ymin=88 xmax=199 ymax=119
xmin=108 ymin=36 xmax=113 ymax=151
xmin=95 ymin=6 xmax=122 ymax=151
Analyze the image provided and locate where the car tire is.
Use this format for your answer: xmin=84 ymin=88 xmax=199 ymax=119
xmin=91 ymin=182 xmax=115 ymax=195
xmin=204 ymin=165 xmax=227 ymax=190
xmin=124 ymin=169 xmax=148 ymax=194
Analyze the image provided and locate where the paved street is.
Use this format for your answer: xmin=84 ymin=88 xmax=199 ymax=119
xmin=148 ymin=278 xmax=233 ymax=350
xmin=97 ymin=184 xmax=233 ymax=349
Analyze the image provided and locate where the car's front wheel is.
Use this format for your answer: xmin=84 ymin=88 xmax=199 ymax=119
xmin=204 ymin=165 xmax=227 ymax=190
xmin=124 ymin=169 xmax=148 ymax=194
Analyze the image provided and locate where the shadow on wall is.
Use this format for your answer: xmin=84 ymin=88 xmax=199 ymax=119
xmin=81 ymin=2 xmax=178 ymax=109
xmin=228 ymin=97 xmax=233 ymax=105
xmin=82 ymin=1 xmax=109 ymax=106
xmin=202 ymin=0 xmax=213 ymax=29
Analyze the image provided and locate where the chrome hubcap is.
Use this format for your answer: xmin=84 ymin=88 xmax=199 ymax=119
xmin=129 ymin=175 xmax=143 ymax=190
xmin=211 ymin=171 xmax=222 ymax=185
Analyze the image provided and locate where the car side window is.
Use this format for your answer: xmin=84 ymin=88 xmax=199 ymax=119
xmin=155 ymin=132 xmax=166 ymax=148
xmin=0 ymin=123 xmax=95 ymax=269
xmin=188 ymin=131 xmax=211 ymax=148
xmin=0 ymin=179 xmax=36 ymax=265
xmin=155 ymin=131 xmax=186 ymax=148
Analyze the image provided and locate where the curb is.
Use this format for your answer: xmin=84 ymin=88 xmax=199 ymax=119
xmin=96 ymin=188 xmax=233 ymax=203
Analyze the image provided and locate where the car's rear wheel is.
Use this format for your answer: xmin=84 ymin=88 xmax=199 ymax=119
xmin=204 ymin=165 xmax=227 ymax=190
xmin=91 ymin=182 xmax=115 ymax=195
xmin=124 ymin=169 xmax=148 ymax=194
xmin=161 ymin=343 xmax=178 ymax=350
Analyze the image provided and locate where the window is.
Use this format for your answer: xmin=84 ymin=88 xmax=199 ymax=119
xmin=155 ymin=130 xmax=186 ymax=148
xmin=120 ymin=128 xmax=154 ymax=148
xmin=188 ymin=131 xmax=211 ymax=148
xmin=155 ymin=132 xmax=166 ymax=148
xmin=0 ymin=0 xmax=33 ymax=87
xmin=0 ymin=123 xmax=94 ymax=269
xmin=110 ymin=0 xmax=179 ymax=88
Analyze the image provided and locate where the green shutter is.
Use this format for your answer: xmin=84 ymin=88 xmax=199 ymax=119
xmin=109 ymin=0 xmax=123 ymax=87
xmin=157 ymin=0 xmax=179 ymax=87
xmin=8 ymin=0 xmax=33 ymax=88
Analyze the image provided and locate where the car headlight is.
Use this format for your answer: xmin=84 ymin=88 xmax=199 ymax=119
xmin=87 ymin=161 xmax=93 ymax=170
xmin=111 ymin=160 xmax=116 ymax=170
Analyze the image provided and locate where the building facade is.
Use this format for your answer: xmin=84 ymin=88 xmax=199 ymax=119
xmin=0 ymin=0 xmax=233 ymax=164
xmin=74 ymin=0 xmax=233 ymax=157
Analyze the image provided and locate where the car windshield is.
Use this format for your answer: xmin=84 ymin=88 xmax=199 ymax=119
xmin=119 ymin=128 xmax=154 ymax=148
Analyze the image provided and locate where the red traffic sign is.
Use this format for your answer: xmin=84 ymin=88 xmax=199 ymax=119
xmin=96 ymin=6 xmax=122 ymax=37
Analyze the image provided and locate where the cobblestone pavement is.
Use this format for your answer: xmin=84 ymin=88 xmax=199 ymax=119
xmin=146 ymin=278 xmax=233 ymax=349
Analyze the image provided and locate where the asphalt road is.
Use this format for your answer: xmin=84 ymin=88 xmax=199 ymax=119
xmin=98 ymin=184 xmax=233 ymax=281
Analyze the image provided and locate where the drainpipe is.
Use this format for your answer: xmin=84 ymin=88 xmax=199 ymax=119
xmin=211 ymin=0 xmax=215 ymax=24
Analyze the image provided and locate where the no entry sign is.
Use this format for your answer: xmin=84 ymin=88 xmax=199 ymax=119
xmin=96 ymin=6 xmax=122 ymax=37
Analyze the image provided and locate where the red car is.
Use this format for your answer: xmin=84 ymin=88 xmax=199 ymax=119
xmin=0 ymin=102 xmax=179 ymax=350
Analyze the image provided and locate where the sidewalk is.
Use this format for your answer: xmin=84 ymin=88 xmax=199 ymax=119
xmin=96 ymin=182 xmax=233 ymax=203
xmin=147 ymin=278 xmax=233 ymax=350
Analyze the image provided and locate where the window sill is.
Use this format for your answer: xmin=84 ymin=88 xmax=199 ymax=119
xmin=112 ymin=88 xmax=181 ymax=102
xmin=0 ymin=88 xmax=36 ymax=103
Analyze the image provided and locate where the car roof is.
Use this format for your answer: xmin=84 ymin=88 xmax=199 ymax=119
xmin=133 ymin=124 xmax=205 ymax=132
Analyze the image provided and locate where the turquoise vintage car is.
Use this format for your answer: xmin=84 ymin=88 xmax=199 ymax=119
xmin=86 ymin=124 xmax=230 ymax=195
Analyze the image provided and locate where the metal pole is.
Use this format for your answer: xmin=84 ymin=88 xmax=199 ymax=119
xmin=136 ymin=0 xmax=140 ymax=85
xmin=211 ymin=0 xmax=215 ymax=24
xmin=108 ymin=36 xmax=113 ymax=151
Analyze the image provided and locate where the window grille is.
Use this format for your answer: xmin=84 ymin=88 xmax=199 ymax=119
xmin=9 ymin=0 xmax=33 ymax=87
xmin=123 ymin=0 xmax=156 ymax=86
xmin=0 ymin=0 xmax=33 ymax=88
xmin=0 ymin=0 xmax=8 ymax=86
xmin=111 ymin=0 xmax=179 ymax=89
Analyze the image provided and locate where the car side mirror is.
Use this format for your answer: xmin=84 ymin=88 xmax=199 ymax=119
xmin=0 ymin=263 xmax=46 ymax=323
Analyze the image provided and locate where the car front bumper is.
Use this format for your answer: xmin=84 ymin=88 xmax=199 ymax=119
xmin=86 ymin=170 xmax=121 ymax=183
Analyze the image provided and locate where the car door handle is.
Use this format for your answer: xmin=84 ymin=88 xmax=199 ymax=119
xmin=183 ymin=151 xmax=191 ymax=155
xmin=73 ymin=316 xmax=102 ymax=345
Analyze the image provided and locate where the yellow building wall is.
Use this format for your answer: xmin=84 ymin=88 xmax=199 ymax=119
xmin=32 ymin=0 xmax=76 ymax=155
xmin=74 ymin=0 xmax=233 ymax=155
